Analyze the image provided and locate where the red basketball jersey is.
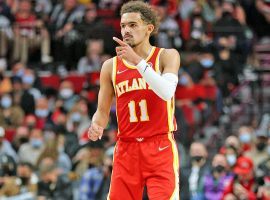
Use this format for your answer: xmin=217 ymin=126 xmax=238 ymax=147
xmin=112 ymin=47 xmax=177 ymax=138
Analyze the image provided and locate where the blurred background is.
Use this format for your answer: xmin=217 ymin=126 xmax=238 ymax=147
xmin=0 ymin=0 xmax=270 ymax=199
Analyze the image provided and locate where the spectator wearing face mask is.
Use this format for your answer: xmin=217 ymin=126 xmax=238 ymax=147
xmin=180 ymin=141 xmax=210 ymax=200
xmin=22 ymin=68 xmax=42 ymax=100
xmin=18 ymin=128 xmax=45 ymax=167
xmin=220 ymin=135 xmax=242 ymax=156
xmin=0 ymin=162 xmax=38 ymax=198
xmin=24 ymin=114 xmax=38 ymax=131
xmin=202 ymin=154 xmax=233 ymax=200
xmin=257 ymin=176 xmax=270 ymax=200
xmin=244 ymin=130 xmax=269 ymax=172
xmin=11 ymin=74 xmax=35 ymax=115
xmin=0 ymin=92 xmax=25 ymax=129
xmin=35 ymin=97 xmax=51 ymax=129
xmin=222 ymin=156 xmax=257 ymax=200
xmin=11 ymin=126 xmax=30 ymax=152
xmin=37 ymin=157 xmax=73 ymax=200
xmin=224 ymin=145 xmax=239 ymax=171
xmin=244 ymin=114 xmax=269 ymax=170
xmin=237 ymin=126 xmax=254 ymax=153
xmin=67 ymin=98 xmax=91 ymax=137
xmin=58 ymin=80 xmax=79 ymax=112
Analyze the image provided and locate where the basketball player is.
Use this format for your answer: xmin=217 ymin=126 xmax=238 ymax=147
xmin=88 ymin=1 xmax=180 ymax=199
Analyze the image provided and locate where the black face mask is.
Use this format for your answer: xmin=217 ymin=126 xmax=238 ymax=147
xmin=27 ymin=124 xmax=35 ymax=130
xmin=213 ymin=165 xmax=225 ymax=173
xmin=192 ymin=13 xmax=202 ymax=18
xmin=222 ymin=11 xmax=233 ymax=18
xmin=19 ymin=137 xmax=29 ymax=144
xmin=256 ymin=142 xmax=266 ymax=151
xmin=19 ymin=176 xmax=29 ymax=185
xmin=191 ymin=156 xmax=204 ymax=163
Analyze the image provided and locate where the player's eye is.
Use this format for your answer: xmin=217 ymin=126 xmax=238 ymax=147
xmin=130 ymin=23 xmax=136 ymax=28
xmin=120 ymin=24 xmax=125 ymax=28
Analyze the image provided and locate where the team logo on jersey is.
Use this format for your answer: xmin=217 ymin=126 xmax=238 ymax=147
xmin=136 ymin=138 xmax=144 ymax=142
xmin=115 ymin=78 xmax=152 ymax=97
xmin=147 ymin=62 xmax=153 ymax=68
xmin=117 ymin=69 xmax=128 ymax=74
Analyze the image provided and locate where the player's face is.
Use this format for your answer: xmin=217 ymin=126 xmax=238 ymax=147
xmin=120 ymin=12 xmax=152 ymax=47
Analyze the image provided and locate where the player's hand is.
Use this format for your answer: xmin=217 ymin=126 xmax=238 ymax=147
xmin=113 ymin=37 xmax=142 ymax=65
xmin=88 ymin=122 xmax=104 ymax=141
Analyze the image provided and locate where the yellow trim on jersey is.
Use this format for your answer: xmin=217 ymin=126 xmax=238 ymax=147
xmin=168 ymin=133 xmax=180 ymax=200
xmin=112 ymin=57 xmax=120 ymax=135
xmin=172 ymin=97 xmax=176 ymax=130
xmin=122 ymin=46 xmax=156 ymax=69
xmin=167 ymin=99 xmax=174 ymax=131
xmin=112 ymin=57 xmax=117 ymax=89
xmin=106 ymin=143 xmax=118 ymax=200
xmin=155 ymin=48 xmax=164 ymax=73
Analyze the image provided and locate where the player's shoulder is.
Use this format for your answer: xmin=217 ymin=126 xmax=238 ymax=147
xmin=102 ymin=57 xmax=114 ymax=68
xmin=101 ymin=57 xmax=114 ymax=73
xmin=159 ymin=48 xmax=181 ymax=63
xmin=160 ymin=48 xmax=180 ymax=58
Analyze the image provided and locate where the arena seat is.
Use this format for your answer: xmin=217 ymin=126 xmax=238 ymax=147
xmin=39 ymin=74 xmax=61 ymax=90
xmin=97 ymin=9 xmax=116 ymax=18
xmin=64 ymin=74 xmax=87 ymax=93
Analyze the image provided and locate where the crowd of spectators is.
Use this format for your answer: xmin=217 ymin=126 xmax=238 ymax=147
xmin=0 ymin=0 xmax=270 ymax=199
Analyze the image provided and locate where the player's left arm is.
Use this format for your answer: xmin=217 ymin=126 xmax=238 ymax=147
xmin=136 ymin=48 xmax=180 ymax=101
xmin=159 ymin=48 xmax=181 ymax=75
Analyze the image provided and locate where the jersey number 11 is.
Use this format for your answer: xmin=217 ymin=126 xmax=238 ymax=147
xmin=128 ymin=99 xmax=149 ymax=122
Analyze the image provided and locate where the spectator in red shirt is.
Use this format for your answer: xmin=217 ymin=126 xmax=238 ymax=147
xmin=223 ymin=156 xmax=257 ymax=200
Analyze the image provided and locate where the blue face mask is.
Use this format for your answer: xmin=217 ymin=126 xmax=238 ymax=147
xmin=30 ymin=139 xmax=43 ymax=148
xmin=239 ymin=133 xmax=251 ymax=144
xmin=226 ymin=154 xmax=237 ymax=166
xmin=71 ymin=112 xmax=81 ymax=122
xmin=200 ymin=59 xmax=214 ymax=68
xmin=16 ymin=69 xmax=24 ymax=77
xmin=22 ymin=76 xmax=34 ymax=85
xmin=1 ymin=96 xmax=12 ymax=108
xmin=179 ymin=76 xmax=189 ymax=86
xmin=35 ymin=109 xmax=49 ymax=118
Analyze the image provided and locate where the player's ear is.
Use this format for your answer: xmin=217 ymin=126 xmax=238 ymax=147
xmin=147 ymin=24 xmax=154 ymax=35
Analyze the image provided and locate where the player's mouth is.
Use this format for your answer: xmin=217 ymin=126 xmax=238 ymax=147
xmin=124 ymin=35 xmax=132 ymax=40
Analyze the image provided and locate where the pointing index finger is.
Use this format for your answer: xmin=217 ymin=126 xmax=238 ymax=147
xmin=113 ymin=37 xmax=127 ymax=46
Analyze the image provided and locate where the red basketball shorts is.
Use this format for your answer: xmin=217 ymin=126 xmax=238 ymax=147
xmin=107 ymin=133 xmax=180 ymax=200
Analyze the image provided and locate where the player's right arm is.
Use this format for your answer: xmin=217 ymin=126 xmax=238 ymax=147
xmin=88 ymin=58 xmax=114 ymax=141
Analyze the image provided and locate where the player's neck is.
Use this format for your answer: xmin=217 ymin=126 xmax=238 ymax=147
xmin=132 ymin=41 xmax=153 ymax=60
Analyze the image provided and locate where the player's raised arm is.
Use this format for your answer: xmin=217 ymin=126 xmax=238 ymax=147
xmin=88 ymin=58 xmax=114 ymax=141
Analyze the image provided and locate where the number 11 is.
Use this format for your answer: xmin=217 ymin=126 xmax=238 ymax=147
xmin=128 ymin=99 xmax=149 ymax=122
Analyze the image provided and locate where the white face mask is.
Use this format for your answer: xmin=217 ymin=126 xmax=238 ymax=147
xmin=60 ymin=88 xmax=73 ymax=99
xmin=1 ymin=96 xmax=12 ymax=108
xmin=35 ymin=109 xmax=49 ymax=118
xmin=239 ymin=133 xmax=251 ymax=144
xmin=226 ymin=154 xmax=237 ymax=166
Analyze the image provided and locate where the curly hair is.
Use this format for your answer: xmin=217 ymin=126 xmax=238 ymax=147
xmin=120 ymin=1 xmax=159 ymax=35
